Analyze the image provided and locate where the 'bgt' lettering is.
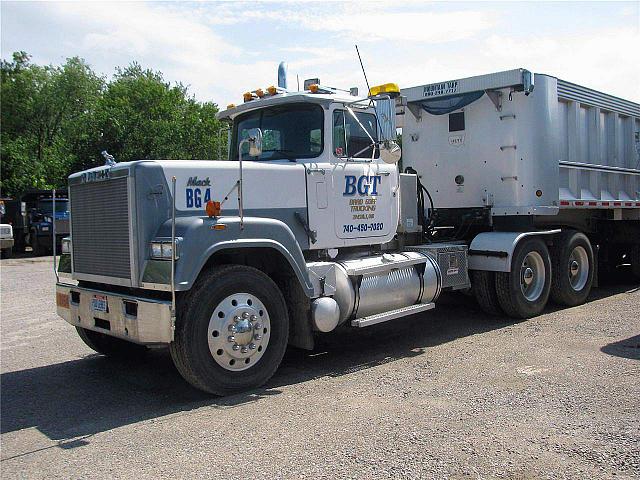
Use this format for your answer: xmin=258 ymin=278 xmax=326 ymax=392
xmin=343 ymin=175 xmax=382 ymax=196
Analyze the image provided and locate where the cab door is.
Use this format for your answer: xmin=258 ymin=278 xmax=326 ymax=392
xmin=306 ymin=107 xmax=398 ymax=249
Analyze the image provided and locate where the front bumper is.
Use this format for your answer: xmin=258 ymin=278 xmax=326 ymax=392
xmin=55 ymin=283 xmax=174 ymax=344
xmin=0 ymin=238 xmax=14 ymax=249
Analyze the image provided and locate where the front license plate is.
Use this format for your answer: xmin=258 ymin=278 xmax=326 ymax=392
xmin=92 ymin=295 xmax=108 ymax=313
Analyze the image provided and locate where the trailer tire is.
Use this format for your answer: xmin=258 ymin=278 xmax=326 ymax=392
xmin=495 ymin=238 xmax=551 ymax=319
xmin=471 ymin=270 xmax=503 ymax=316
xmin=550 ymin=231 xmax=594 ymax=306
xmin=170 ymin=265 xmax=289 ymax=396
xmin=76 ymin=327 xmax=149 ymax=358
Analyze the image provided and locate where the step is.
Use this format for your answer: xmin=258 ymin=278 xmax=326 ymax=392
xmin=351 ymin=302 xmax=435 ymax=328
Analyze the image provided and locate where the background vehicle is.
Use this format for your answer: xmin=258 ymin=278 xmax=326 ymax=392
xmin=54 ymin=67 xmax=639 ymax=395
xmin=0 ymin=222 xmax=14 ymax=258
xmin=0 ymin=191 xmax=69 ymax=255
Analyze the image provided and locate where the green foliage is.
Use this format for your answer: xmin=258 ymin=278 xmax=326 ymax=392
xmin=1 ymin=53 xmax=226 ymax=197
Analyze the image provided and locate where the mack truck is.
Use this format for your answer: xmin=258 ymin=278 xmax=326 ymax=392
xmin=55 ymin=67 xmax=640 ymax=395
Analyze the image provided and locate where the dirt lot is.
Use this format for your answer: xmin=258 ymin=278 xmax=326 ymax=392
xmin=1 ymin=256 xmax=639 ymax=479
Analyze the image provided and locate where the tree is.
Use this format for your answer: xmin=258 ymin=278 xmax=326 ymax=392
xmin=1 ymin=52 xmax=104 ymax=195
xmin=1 ymin=53 xmax=226 ymax=197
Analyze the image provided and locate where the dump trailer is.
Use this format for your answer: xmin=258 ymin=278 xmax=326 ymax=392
xmin=54 ymin=67 xmax=639 ymax=395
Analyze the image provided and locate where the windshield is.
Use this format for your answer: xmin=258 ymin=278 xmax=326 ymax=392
xmin=231 ymin=103 xmax=323 ymax=161
xmin=39 ymin=200 xmax=69 ymax=214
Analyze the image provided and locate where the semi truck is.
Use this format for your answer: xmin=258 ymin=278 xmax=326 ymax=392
xmin=54 ymin=67 xmax=640 ymax=395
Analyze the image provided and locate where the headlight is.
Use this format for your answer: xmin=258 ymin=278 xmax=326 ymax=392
xmin=150 ymin=239 xmax=180 ymax=260
xmin=61 ymin=237 xmax=72 ymax=254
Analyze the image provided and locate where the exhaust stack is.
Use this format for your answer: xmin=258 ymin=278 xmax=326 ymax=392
xmin=277 ymin=62 xmax=287 ymax=89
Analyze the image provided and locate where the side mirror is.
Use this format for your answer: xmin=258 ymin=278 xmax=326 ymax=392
xmin=241 ymin=128 xmax=263 ymax=157
xmin=380 ymin=140 xmax=402 ymax=165
xmin=375 ymin=97 xmax=396 ymax=142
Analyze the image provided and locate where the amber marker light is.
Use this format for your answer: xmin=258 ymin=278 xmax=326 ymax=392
xmin=309 ymin=84 xmax=319 ymax=93
xmin=267 ymin=85 xmax=277 ymax=95
xmin=227 ymin=103 xmax=236 ymax=110
xmin=256 ymin=88 xmax=265 ymax=98
xmin=211 ymin=224 xmax=227 ymax=231
xmin=206 ymin=200 xmax=221 ymax=217
xmin=243 ymin=92 xmax=253 ymax=102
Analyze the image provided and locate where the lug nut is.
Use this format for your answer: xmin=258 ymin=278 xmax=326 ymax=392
xmin=232 ymin=344 xmax=240 ymax=351
xmin=254 ymin=334 xmax=262 ymax=340
xmin=242 ymin=312 xmax=249 ymax=319
xmin=241 ymin=346 xmax=248 ymax=353
xmin=249 ymin=343 xmax=256 ymax=350
xmin=254 ymin=322 xmax=263 ymax=330
xmin=228 ymin=325 xmax=237 ymax=332
xmin=227 ymin=335 xmax=235 ymax=343
xmin=233 ymin=316 xmax=240 ymax=322
xmin=250 ymin=315 xmax=257 ymax=321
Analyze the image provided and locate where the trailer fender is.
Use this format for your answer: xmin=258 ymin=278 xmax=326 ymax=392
xmin=468 ymin=230 xmax=560 ymax=272
xmin=145 ymin=216 xmax=314 ymax=296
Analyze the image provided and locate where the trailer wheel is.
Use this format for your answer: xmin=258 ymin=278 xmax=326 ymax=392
xmin=550 ymin=231 xmax=594 ymax=306
xmin=495 ymin=238 xmax=551 ymax=319
xmin=471 ymin=270 xmax=503 ymax=316
xmin=76 ymin=327 xmax=149 ymax=358
xmin=170 ymin=265 xmax=289 ymax=395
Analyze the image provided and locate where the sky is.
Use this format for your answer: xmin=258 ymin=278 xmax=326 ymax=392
xmin=1 ymin=1 xmax=639 ymax=107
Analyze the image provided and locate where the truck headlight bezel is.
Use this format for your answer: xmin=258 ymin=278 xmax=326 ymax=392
xmin=150 ymin=238 xmax=181 ymax=260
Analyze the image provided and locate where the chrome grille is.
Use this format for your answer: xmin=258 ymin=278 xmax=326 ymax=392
xmin=70 ymin=177 xmax=131 ymax=280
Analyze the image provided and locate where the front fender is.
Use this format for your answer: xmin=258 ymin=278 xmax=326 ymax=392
xmin=142 ymin=216 xmax=314 ymax=296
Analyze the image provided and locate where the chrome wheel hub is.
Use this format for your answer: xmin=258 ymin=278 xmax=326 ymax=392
xmin=520 ymin=251 xmax=545 ymax=302
xmin=207 ymin=293 xmax=270 ymax=371
xmin=568 ymin=246 xmax=589 ymax=291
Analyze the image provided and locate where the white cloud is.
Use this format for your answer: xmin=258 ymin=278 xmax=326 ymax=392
xmin=1 ymin=1 xmax=638 ymax=106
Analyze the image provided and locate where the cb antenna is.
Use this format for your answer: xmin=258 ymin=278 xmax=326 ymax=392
xmin=355 ymin=45 xmax=371 ymax=93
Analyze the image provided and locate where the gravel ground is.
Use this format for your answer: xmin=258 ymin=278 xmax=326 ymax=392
xmin=1 ymin=256 xmax=639 ymax=479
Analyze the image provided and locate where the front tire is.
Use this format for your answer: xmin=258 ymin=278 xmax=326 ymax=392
xmin=76 ymin=327 xmax=149 ymax=358
xmin=550 ymin=230 xmax=594 ymax=306
xmin=495 ymin=238 xmax=551 ymax=319
xmin=170 ymin=265 xmax=289 ymax=395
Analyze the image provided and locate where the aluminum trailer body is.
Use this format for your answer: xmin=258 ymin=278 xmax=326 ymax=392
xmin=401 ymin=69 xmax=639 ymax=217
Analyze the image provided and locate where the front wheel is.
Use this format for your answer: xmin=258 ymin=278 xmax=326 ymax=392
xmin=170 ymin=265 xmax=289 ymax=395
xmin=495 ymin=238 xmax=552 ymax=319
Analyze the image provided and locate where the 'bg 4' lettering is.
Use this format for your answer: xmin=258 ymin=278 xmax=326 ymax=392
xmin=343 ymin=175 xmax=382 ymax=196
xmin=186 ymin=188 xmax=211 ymax=208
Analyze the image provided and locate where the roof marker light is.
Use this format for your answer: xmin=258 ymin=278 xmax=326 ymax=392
xmin=256 ymin=88 xmax=265 ymax=98
xmin=369 ymin=82 xmax=400 ymax=98
xmin=243 ymin=92 xmax=253 ymax=102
